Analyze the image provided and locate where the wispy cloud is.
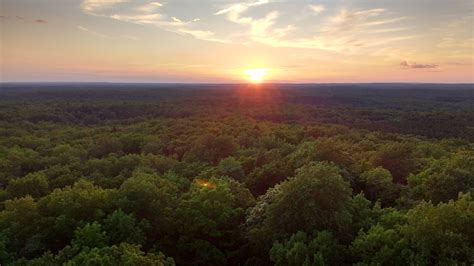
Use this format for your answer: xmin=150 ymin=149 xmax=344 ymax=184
xmin=214 ymin=0 xmax=269 ymax=18
xmin=215 ymin=0 xmax=294 ymax=43
xmin=79 ymin=0 xmax=414 ymax=55
xmin=176 ymin=29 xmax=229 ymax=43
xmin=400 ymin=60 xmax=438 ymax=69
xmin=245 ymin=8 xmax=414 ymax=54
xmin=436 ymin=16 xmax=473 ymax=50
xmin=136 ymin=2 xmax=162 ymax=13
xmin=77 ymin=25 xmax=138 ymax=40
xmin=309 ymin=4 xmax=325 ymax=14
xmin=77 ymin=25 xmax=111 ymax=38
xmin=81 ymin=0 xmax=223 ymax=42
xmin=81 ymin=0 xmax=128 ymax=13
xmin=320 ymin=9 xmax=406 ymax=34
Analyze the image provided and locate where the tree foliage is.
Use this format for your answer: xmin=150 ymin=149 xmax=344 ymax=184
xmin=0 ymin=86 xmax=472 ymax=265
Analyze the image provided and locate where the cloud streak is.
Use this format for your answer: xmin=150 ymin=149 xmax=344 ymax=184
xmin=136 ymin=2 xmax=162 ymax=13
xmin=77 ymin=25 xmax=138 ymax=40
xmin=309 ymin=4 xmax=325 ymax=14
xmin=400 ymin=60 xmax=438 ymax=69
xmin=214 ymin=0 xmax=282 ymax=42
xmin=214 ymin=0 xmax=269 ymax=18
xmin=79 ymin=0 xmax=415 ymax=55
xmin=81 ymin=0 xmax=128 ymax=13
xmin=77 ymin=25 xmax=111 ymax=38
xmin=81 ymin=0 xmax=226 ymax=42
xmin=242 ymin=8 xmax=414 ymax=54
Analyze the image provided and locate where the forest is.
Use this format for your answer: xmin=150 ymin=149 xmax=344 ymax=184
xmin=0 ymin=83 xmax=473 ymax=265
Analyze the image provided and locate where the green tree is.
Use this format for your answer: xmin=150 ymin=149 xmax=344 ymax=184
xmin=39 ymin=180 xmax=115 ymax=222
xmin=270 ymin=231 xmax=346 ymax=266
xmin=265 ymin=162 xmax=353 ymax=239
xmin=351 ymin=224 xmax=411 ymax=265
xmin=72 ymin=222 xmax=109 ymax=249
xmin=24 ymin=243 xmax=175 ymax=265
xmin=37 ymin=180 xmax=116 ymax=252
xmin=0 ymin=196 xmax=45 ymax=259
xmin=408 ymin=152 xmax=474 ymax=203
xmin=360 ymin=167 xmax=397 ymax=205
xmin=402 ymin=193 xmax=474 ymax=264
xmin=174 ymin=177 xmax=248 ymax=265
xmin=217 ymin=157 xmax=245 ymax=181
xmin=352 ymin=194 xmax=474 ymax=265
xmin=66 ymin=243 xmax=175 ymax=266
xmin=244 ymin=185 xmax=282 ymax=264
xmin=287 ymin=141 xmax=318 ymax=170
xmin=120 ymin=133 xmax=145 ymax=154
xmin=0 ymin=233 xmax=14 ymax=264
xmin=7 ymin=172 xmax=49 ymax=199
xmin=117 ymin=170 xmax=179 ymax=225
xmin=103 ymin=209 xmax=146 ymax=245
xmin=184 ymin=134 xmax=237 ymax=164
xmin=43 ymin=165 xmax=80 ymax=189
xmin=313 ymin=138 xmax=353 ymax=169
xmin=89 ymin=136 xmax=123 ymax=158
xmin=48 ymin=144 xmax=86 ymax=166
xmin=371 ymin=142 xmax=418 ymax=184
xmin=0 ymin=146 xmax=43 ymax=184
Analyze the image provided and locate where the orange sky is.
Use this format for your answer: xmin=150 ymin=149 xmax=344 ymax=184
xmin=1 ymin=0 xmax=473 ymax=83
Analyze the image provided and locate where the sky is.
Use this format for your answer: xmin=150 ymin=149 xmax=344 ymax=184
xmin=0 ymin=0 xmax=473 ymax=83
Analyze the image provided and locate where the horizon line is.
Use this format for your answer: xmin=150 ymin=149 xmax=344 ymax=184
xmin=1 ymin=81 xmax=473 ymax=85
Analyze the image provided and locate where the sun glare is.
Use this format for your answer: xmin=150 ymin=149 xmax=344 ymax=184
xmin=245 ymin=68 xmax=268 ymax=83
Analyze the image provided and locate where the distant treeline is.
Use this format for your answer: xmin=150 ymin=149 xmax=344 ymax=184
xmin=1 ymin=84 xmax=473 ymax=141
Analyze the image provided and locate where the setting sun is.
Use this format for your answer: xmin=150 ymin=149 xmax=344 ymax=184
xmin=245 ymin=68 xmax=268 ymax=83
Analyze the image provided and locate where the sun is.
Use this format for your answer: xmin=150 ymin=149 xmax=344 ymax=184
xmin=244 ymin=68 xmax=268 ymax=83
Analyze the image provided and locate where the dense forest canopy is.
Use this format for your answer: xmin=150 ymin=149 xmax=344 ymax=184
xmin=0 ymin=83 xmax=473 ymax=265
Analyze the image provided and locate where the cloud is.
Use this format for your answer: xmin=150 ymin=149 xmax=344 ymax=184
xmin=216 ymin=5 xmax=413 ymax=53
xmin=215 ymin=0 xmax=286 ymax=42
xmin=175 ymin=29 xmax=228 ymax=43
xmin=214 ymin=0 xmax=269 ymax=18
xmin=321 ymin=8 xmax=403 ymax=34
xmin=136 ymin=2 xmax=162 ymax=13
xmin=400 ymin=60 xmax=438 ymax=69
xmin=77 ymin=25 xmax=139 ymax=41
xmin=214 ymin=0 xmax=275 ymax=40
xmin=77 ymin=25 xmax=111 ymax=38
xmin=251 ymin=8 xmax=414 ymax=54
xmin=436 ymin=16 xmax=473 ymax=50
xmin=81 ymin=0 xmax=226 ymax=42
xmin=309 ymin=4 xmax=325 ymax=14
xmin=110 ymin=13 xmax=166 ymax=24
xmin=79 ymin=0 xmax=414 ymax=54
xmin=81 ymin=0 xmax=128 ymax=13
